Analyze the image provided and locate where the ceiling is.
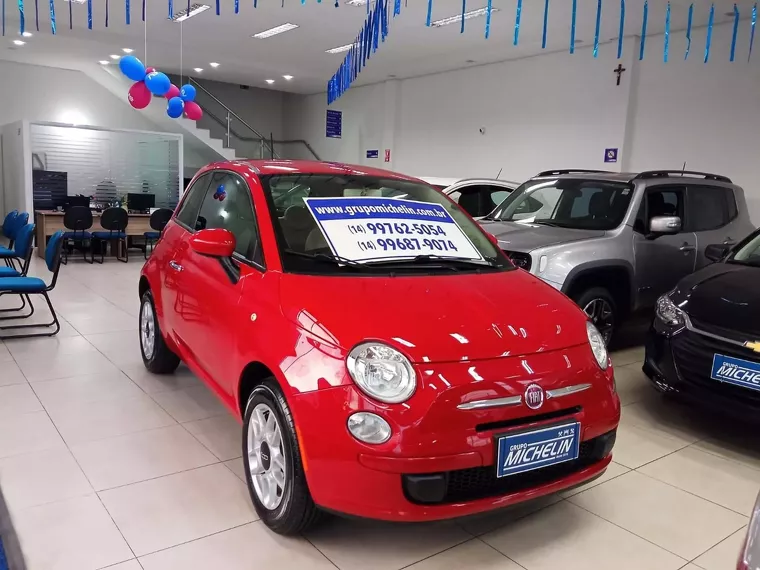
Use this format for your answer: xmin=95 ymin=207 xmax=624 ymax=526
xmin=0 ymin=0 xmax=753 ymax=94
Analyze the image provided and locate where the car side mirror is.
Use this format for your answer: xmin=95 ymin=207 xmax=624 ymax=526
xmin=647 ymin=216 xmax=681 ymax=239
xmin=704 ymin=243 xmax=730 ymax=263
xmin=189 ymin=228 xmax=236 ymax=257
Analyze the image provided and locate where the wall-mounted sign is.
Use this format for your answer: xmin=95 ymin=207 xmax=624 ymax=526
xmin=326 ymin=109 xmax=342 ymax=139
xmin=604 ymin=148 xmax=619 ymax=163
xmin=384 ymin=149 xmax=391 ymax=163
xmin=366 ymin=149 xmax=379 ymax=159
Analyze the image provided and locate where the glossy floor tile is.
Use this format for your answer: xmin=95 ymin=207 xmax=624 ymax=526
xmin=0 ymin=257 xmax=758 ymax=570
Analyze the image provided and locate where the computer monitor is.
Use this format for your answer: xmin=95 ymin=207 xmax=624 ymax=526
xmin=127 ymin=193 xmax=156 ymax=212
xmin=64 ymin=195 xmax=91 ymax=210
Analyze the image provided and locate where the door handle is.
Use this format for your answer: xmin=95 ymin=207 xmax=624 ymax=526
xmin=679 ymin=244 xmax=696 ymax=252
xmin=169 ymin=260 xmax=184 ymax=272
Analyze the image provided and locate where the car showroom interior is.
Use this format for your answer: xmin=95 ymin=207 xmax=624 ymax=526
xmin=0 ymin=0 xmax=759 ymax=569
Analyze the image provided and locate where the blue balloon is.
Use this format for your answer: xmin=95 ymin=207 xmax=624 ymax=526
xmin=145 ymin=71 xmax=171 ymax=96
xmin=180 ymin=84 xmax=196 ymax=103
xmin=118 ymin=55 xmax=146 ymax=82
xmin=166 ymin=97 xmax=185 ymax=119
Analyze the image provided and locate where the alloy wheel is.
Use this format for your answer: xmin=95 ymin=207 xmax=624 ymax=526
xmin=247 ymin=403 xmax=287 ymax=510
xmin=583 ymin=298 xmax=614 ymax=345
xmin=140 ymin=300 xmax=155 ymax=360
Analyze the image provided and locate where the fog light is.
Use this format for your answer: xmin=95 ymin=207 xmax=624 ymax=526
xmin=347 ymin=412 xmax=391 ymax=444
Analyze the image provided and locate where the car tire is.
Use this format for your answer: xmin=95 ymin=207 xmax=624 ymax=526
xmin=573 ymin=287 xmax=617 ymax=346
xmin=242 ymin=380 xmax=321 ymax=535
xmin=139 ymin=290 xmax=180 ymax=374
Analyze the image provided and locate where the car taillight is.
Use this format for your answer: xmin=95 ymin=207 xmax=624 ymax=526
xmin=503 ymin=250 xmax=532 ymax=271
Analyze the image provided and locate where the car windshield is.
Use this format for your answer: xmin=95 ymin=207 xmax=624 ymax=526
xmin=488 ymin=178 xmax=634 ymax=231
xmin=259 ymin=174 xmax=510 ymax=275
xmin=729 ymin=232 xmax=760 ymax=267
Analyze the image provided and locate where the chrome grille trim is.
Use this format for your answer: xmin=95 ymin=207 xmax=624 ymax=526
xmin=546 ymin=383 xmax=592 ymax=399
xmin=684 ymin=313 xmax=747 ymax=349
xmin=457 ymin=395 xmax=522 ymax=410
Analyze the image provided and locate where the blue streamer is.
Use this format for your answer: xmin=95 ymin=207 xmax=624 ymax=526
xmin=730 ymin=4 xmax=739 ymax=61
xmin=34 ymin=0 xmax=37 ymax=31
xmin=235 ymin=0 xmax=239 ymax=13
xmin=685 ymin=3 xmax=693 ymax=59
xmin=425 ymin=0 xmax=431 ymax=26
xmin=750 ymin=4 xmax=757 ymax=61
xmin=617 ymin=0 xmax=625 ymax=58
xmin=541 ymin=0 xmax=548 ymax=48
xmin=68 ymin=0 xmax=72 ymax=29
xmin=125 ymin=0 xmax=129 ymax=24
xmin=485 ymin=0 xmax=492 ymax=39
xmin=215 ymin=0 xmax=219 ymax=15
xmin=664 ymin=2 xmax=670 ymax=62
xmin=513 ymin=0 xmax=522 ymax=45
xmin=168 ymin=0 xmax=172 ymax=19
xmin=394 ymin=0 xmax=400 ymax=17
xmin=18 ymin=0 xmax=24 ymax=34
xmin=593 ymin=0 xmax=601 ymax=57
xmin=382 ymin=0 xmax=388 ymax=41
xmin=2 ymin=0 xmax=5 ymax=36
xmin=141 ymin=0 xmax=144 ymax=21
xmin=105 ymin=0 xmax=108 ymax=27
xmin=87 ymin=0 xmax=92 ymax=28
xmin=49 ymin=0 xmax=54 ymax=33
xmin=704 ymin=3 xmax=714 ymax=63
xmin=460 ymin=0 xmax=465 ymax=34
xmin=639 ymin=1 xmax=648 ymax=61
xmin=570 ymin=0 xmax=577 ymax=53
xmin=253 ymin=0 xmax=256 ymax=6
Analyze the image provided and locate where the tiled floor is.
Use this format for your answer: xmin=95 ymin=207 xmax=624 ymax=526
xmin=0 ymin=257 xmax=758 ymax=570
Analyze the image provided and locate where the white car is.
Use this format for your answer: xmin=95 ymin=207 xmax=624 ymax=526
xmin=419 ymin=177 xmax=519 ymax=219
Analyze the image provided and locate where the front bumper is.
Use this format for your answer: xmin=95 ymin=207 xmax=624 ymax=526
xmin=644 ymin=322 xmax=760 ymax=417
xmin=291 ymin=346 xmax=620 ymax=522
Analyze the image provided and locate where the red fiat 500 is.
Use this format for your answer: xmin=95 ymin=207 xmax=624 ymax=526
xmin=139 ymin=160 xmax=620 ymax=534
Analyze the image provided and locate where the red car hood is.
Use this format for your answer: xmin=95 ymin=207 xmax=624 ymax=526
xmin=278 ymin=269 xmax=588 ymax=363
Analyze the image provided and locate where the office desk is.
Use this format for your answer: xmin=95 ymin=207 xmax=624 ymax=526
xmin=34 ymin=210 xmax=152 ymax=258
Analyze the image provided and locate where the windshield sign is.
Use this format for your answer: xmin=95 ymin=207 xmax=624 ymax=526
xmin=304 ymin=197 xmax=483 ymax=263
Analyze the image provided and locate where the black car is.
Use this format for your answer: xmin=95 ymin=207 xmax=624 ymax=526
xmin=644 ymin=228 xmax=760 ymax=415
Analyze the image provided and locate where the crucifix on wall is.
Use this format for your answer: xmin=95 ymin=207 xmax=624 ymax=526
xmin=614 ymin=64 xmax=627 ymax=86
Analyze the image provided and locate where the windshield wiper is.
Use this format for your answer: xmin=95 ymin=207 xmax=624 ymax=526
xmin=283 ymin=249 xmax=366 ymax=268
xmin=366 ymin=255 xmax=499 ymax=270
xmin=530 ymin=220 xmax=563 ymax=227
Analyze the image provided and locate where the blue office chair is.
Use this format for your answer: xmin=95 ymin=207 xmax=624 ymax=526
xmin=1 ymin=210 xmax=18 ymax=242
xmin=62 ymin=206 xmax=94 ymax=265
xmin=0 ymin=223 xmax=36 ymax=314
xmin=0 ymin=212 xmax=30 ymax=269
xmin=92 ymin=207 xmax=129 ymax=263
xmin=0 ymin=230 xmax=64 ymax=339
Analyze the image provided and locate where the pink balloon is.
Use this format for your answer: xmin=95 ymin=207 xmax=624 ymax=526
xmin=145 ymin=66 xmax=156 ymax=74
xmin=184 ymin=101 xmax=203 ymax=121
xmin=165 ymin=84 xmax=181 ymax=100
xmin=128 ymin=81 xmax=151 ymax=109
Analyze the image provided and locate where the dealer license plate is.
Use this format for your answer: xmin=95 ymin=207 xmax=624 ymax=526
xmin=495 ymin=422 xmax=581 ymax=478
xmin=711 ymin=354 xmax=760 ymax=392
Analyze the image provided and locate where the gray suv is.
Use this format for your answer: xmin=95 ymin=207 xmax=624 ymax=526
xmin=479 ymin=169 xmax=755 ymax=344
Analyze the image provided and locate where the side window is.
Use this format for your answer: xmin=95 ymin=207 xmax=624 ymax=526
xmin=484 ymin=187 xmax=511 ymax=213
xmin=176 ymin=173 xmax=211 ymax=230
xmin=454 ymin=187 xmax=482 ymax=217
xmin=686 ymin=186 xmax=728 ymax=232
xmin=725 ymin=188 xmax=738 ymax=222
xmin=195 ymin=171 xmax=262 ymax=264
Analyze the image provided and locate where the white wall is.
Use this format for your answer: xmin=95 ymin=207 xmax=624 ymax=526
xmin=284 ymin=23 xmax=760 ymax=223
xmin=1 ymin=121 xmax=32 ymax=218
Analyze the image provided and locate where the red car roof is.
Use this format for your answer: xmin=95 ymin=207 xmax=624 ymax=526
xmin=199 ymin=159 xmax=421 ymax=182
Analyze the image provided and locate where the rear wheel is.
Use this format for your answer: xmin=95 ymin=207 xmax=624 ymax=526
xmin=573 ymin=287 xmax=617 ymax=346
xmin=139 ymin=291 xmax=180 ymax=374
xmin=242 ymin=380 xmax=321 ymax=535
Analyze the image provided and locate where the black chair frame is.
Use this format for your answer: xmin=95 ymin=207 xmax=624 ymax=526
xmin=144 ymin=208 xmax=173 ymax=260
xmin=62 ymin=206 xmax=94 ymax=265
xmin=93 ymin=208 xmax=129 ymax=264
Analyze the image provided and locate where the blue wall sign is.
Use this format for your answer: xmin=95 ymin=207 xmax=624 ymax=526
xmin=604 ymin=148 xmax=619 ymax=163
xmin=366 ymin=149 xmax=379 ymax=159
xmin=326 ymin=109 xmax=342 ymax=139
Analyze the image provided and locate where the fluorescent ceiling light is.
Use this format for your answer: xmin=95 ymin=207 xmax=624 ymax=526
xmin=171 ymin=3 xmax=210 ymax=22
xmin=98 ymin=60 xmax=109 ymax=64
xmin=431 ymin=6 xmax=499 ymax=27
xmin=62 ymin=0 xmax=87 ymax=4
xmin=209 ymin=62 xmax=220 ymax=67
xmin=325 ymin=43 xmax=353 ymax=54
xmin=21 ymin=31 xmax=32 ymax=37
xmin=252 ymin=23 xmax=298 ymax=39
xmin=283 ymin=75 xmax=293 ymax=80
xmin=109 ymin=54 xmax=120 ymax=59
xmin=13 ymin=40 xmax=25 ymax=46
xmin=122 ymin=48 xmax=133 ymax=53
xmin=345 ymin=0 xmax=368 ymax=5
xmin=193 ymin=67 xmax=203 ymax=72
xmin=265 ymin=79 xmax=275 ymax=84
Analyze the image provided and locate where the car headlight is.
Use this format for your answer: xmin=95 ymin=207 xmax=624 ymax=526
xmin=655 ymin=294 xmax=685 ymax=328
xmin=346 ymin=342 xmax=416 ymax=404
xmin=586 ymin=321 xmax=609 ymax=370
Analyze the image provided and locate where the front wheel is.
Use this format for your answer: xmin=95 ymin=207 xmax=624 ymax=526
xmin=139 ymin=291 xmax=180 ymax=374
xmin=242 ymin=380 xmax=321 ymax=535
xmin=573 ymin=287 xmax=617 ymax=347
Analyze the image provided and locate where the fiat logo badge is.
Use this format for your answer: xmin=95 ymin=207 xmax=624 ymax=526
xmin=524 ymin=384 xmax=545 ymax=410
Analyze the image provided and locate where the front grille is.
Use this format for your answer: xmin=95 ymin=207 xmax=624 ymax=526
xmin=671 ymin=330 xmax=760 ymax=406
xmin=690 ymin=317 xmax=760 ymax=343
xmin=403 ymin=430 xmax=615 ymax=505
xmin=503 ymin=250 xmax=532 ymax=271
xmin=476 ymin=406 xmax=581 ymax=433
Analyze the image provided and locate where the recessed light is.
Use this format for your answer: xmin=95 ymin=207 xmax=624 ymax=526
xmin=98 ymin=60 xmax=109 ymax=64
xmin=193 ymin=67 xmax=203 ymax=73
xmin=209 ymin=62 xmax=220 ymax=68
xmin=122 ymin=48 xmax=133 ymax=53
xmin=431 ymin=7 xmax=499 ymax=27
xmin=109 ymin=54 xmax=120 ymax=59
xmin=345 ymin=0 xmax=368 ymax=5
xmin=171 ymin=3 xmax=210 ymax=22
xmin=21 ymin=31 xmax=32 ymax=37
xmin=252 ymin=23 xmax=298 ymax=39
xmin=325 ymin=43 xmax=353 ymax=54
xmin=283 ymin=75 xmax=293 ymax=80
xmin=12 ymin=40 xmax=25 ymax=46
xmin=265 ymin=79 xmax=275 ymax=84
